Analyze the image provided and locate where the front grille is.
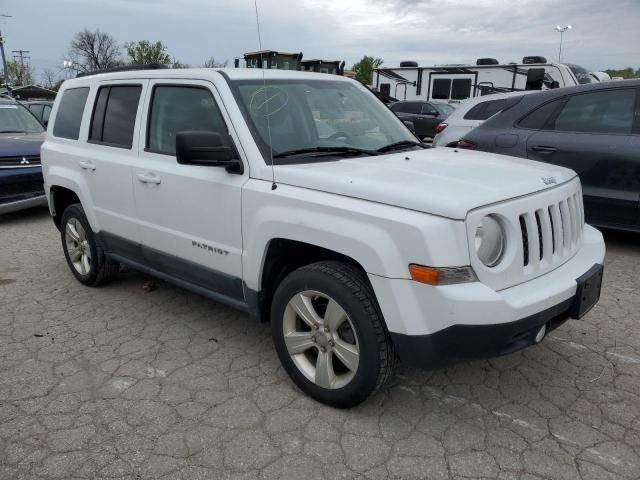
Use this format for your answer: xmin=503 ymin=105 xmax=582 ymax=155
xmin=518 ymin=192 xmax=584 ymax=268
xmin=0 ymin=155 xmax=41 ymax=168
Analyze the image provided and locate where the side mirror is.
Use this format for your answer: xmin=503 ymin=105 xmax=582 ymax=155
xmin=42 ymin=119 xmax=49 ymax=128
xmin=403 ymin=120 xmax=416 ymax=134
xmin=176 ymin=131 xmax=243 ymax=174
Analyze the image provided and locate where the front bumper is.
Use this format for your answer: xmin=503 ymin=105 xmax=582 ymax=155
xmin=391 ymin=295 xmax=575 ymax=368
xmin=368 ymin=224 xmax=605 ymax=365
xmin=0 ymin=166 xmax=45 ymax=214
xmin=0 ymin=193 xmax=47 ymax=214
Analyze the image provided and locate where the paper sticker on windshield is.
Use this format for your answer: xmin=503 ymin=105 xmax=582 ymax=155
xmin=249 ymin=86 xmax=289 ymax=117
xmin=0 ymin=105 xmax=18 ymax=109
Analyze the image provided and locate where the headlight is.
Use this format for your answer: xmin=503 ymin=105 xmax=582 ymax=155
xmin=475 ymin=215 xmax=505 ymax=267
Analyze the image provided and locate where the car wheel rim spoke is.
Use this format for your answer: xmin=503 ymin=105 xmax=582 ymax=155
xmin=314 ymin=350 xmax=335 ymax=389
xmin=81 ymin=254 xmax=90 ymax=274
xmin=332 ymin=338 xmax=359 ymax=372
xmin=284 ymin=331 xmax=316 ymax=355
xmin=324 ymin=298 xmax=347 ymax=332
xmin=66 ymin=221 xmax=80 ymax=242
xmin=289 ymin=292 xmax=322 ymax=328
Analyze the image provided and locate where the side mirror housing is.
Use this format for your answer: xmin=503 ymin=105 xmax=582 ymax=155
xmin=176 ymin=131 xmax=243 ymax=174
xmin=42 ymin=119 xmax=49 ymax=128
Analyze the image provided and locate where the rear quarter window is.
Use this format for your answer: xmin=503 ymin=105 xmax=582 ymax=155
xmin=53 ymin=87 xmax=90 ymax=140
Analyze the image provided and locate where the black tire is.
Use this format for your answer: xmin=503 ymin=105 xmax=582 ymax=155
xmin=60 ymin=203 xmax=118 ymax=286
xmin=271 ymin=261 xmax=394 ymax=408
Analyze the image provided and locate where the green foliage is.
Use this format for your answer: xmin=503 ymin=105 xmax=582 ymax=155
xmin=0 ymin=59 xmax=34 ymax=86
xmin=603 ymin=67 xmax=640 ymax=79
xmin=125 ymin=40 xmax=172 ymax=65
xmin=351 ymin=56 xmax=384 ymax=85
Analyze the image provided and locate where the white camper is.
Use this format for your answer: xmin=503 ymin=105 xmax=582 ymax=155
xmin=374 ymin=56 xmax=581 ymax=103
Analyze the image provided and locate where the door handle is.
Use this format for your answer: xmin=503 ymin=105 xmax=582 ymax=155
xmin=79 ymin=160 xmax=96 ymax=171
xmin=137 ymin=173 xmax=161 ymax=185
xmin=531 ymin=145 xmax=557 ymax=154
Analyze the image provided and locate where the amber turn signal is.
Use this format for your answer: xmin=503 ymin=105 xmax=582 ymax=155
xmin=409 ymin=264 xmax=478 ymax=286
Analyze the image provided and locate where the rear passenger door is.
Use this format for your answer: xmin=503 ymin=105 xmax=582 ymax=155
xmin=83 ymin=81 xmax=146 ymax=240
xmin=131 ymin=80 xmax=246 ymax=302
xmin=526 ymin=87 xmax=640 ymax=228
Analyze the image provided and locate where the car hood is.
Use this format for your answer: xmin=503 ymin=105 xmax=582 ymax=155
xmin=0 ymin=132 xmax=45 ymax=157
xmin=273 ymin=148 xmax=577 ymax=220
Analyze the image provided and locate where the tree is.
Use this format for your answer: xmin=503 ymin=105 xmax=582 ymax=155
xmin=125 ymin=40 xmax=171 ymax=65
xmin=202 ymin=57 xmax=228 ymax=68
xmin=170 ymin=57 xmax=189 ymax=69
xmin=0 ymin=59 xmax=34 ymax=86
xmin=603 ymin=67 xmax=640 ymax=79
xmin=351 ymin=56 xmax=383 ymax=85
xmin=41 ymin=68 xmax=62 ymax=90
xmin=67 ymin=29 xmax=122 ymax=73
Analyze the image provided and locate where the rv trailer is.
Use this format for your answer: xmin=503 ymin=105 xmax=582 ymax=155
xmin=374 ymin=56 xmax=583 ymax=103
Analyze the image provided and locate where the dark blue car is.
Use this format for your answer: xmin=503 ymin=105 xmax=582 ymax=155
xmin=0 ymin=96 xmax=47 ymax=214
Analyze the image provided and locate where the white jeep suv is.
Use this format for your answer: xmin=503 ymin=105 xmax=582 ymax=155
xmin=42 ymin=67 xmax=605 ymax=408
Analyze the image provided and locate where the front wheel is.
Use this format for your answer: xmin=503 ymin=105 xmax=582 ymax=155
xmin=60 ymin=203 xmax=118 ymax=286
xmin=271 ymin=261 xmax=394 ymax=408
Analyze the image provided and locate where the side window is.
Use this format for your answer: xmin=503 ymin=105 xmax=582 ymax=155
xmin=421 ymin=103 xmax=437 ymax=115
xmin=147 ymin=86 xmax=228 ymax=156
xmin=29 ymin=104 xmax=44 ymax=120
xmin=391 ymin=102 xmax=419 ymax=114
xmin=432 ymin=79 xmax=451 ymax=100
xmin=517 ymin=98 xmax=564 ymax=129
xmin=43 ymin=105 xmax=52 ymax=124
xmin=553 ymin=89 xmax=636 ymax=134
xmin=451 ymin=78 xmax=472 ymax=100
xmin=464 ymin=98 xmax=521 ymax=121
xmin=53 ymin=87 xmax=90 ymax=140
xmin=89 ymin=85 xmax=142 ymax=148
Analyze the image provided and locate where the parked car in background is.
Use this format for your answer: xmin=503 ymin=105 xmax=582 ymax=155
xmin=458 ymin=80 xmax=640 ymax=231
xmin=389 ymin=100 xmax=455 ymax=140
xmin=23 ymin=100 xmax=54 ymax=127
xmin=0 ymin=97 xmax=47 ymax=214
xmin=433 ymin=91 xmax=534 ymax=147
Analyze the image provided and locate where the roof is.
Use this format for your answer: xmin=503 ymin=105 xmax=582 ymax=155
xmin=61 ymin=67 xmax=353 ymax=87
xmin=0 ymin=84 xmax=57 ymax=100
xmin=243 ymin=50 xmax=300 ymax=57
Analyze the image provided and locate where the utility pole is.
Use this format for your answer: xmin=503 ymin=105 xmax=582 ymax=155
xmin=0 ymin=14 xmax=11 ymax=92
xmin=12 ymin=49 xmax=30 ymax=85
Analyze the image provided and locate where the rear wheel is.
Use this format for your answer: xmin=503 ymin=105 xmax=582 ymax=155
xmin=60 ymin=203 xmax=118 ymax=286
xmin=271 ymin=261 xmax=394 ymax=408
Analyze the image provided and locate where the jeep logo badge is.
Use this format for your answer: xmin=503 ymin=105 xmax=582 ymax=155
xmin=20 ymin=157 xmax=30 ymax=165
xmin=542 ymin=176 xmax=557 ymax=185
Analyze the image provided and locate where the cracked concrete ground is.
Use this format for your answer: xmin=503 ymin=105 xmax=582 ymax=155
xmin=1 ymin=207 xmax=639 ymax=480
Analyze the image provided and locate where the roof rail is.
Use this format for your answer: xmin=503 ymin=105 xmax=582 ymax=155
xmin=76 ymin=63 xmax=169 ymax=78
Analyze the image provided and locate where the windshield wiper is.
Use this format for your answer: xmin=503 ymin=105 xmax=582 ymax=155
xmin=273 ymin=146 xmax=379 ymax=159
xmin=0 ymin=130 xmax=26 ymax=133
xmin=376 ymin=140 xmax=427 ymax=153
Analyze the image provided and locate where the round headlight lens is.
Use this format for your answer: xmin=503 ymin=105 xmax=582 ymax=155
xmin=475 ymin=216 xmax=505 ymax=267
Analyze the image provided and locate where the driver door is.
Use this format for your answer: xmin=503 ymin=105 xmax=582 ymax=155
xmin=131 ymin=79 xmax=247 ymax=302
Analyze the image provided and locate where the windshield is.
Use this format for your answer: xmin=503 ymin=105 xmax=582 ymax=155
xmin=229 ymin=78 xmax=416 ymax=164
xmin=0 ymin=103 xmax=45 ymax=134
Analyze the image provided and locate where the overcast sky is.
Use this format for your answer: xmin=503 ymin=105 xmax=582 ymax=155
xmin=2 ymin=0 xmax=639 ymax=83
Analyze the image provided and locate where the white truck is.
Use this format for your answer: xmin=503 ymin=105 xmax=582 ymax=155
xmin=42 ymin=67 xmax=605 ymax=407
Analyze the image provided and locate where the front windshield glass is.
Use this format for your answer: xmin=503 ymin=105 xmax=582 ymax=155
xmin=229 ymin=78 xmax=417 ymax=164
xmin=0 ymin=103 xmax=45 ymax=134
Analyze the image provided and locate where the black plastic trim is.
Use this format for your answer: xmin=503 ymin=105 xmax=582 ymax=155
xmin=97 ymin=231 xmax=247 ymax=309
xmin=390 ymin=296 xmax=575 ymax=369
